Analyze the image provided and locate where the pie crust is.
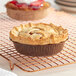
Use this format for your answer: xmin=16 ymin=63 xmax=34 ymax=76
xmin=10 ymin=23 xmax=68 ymax=45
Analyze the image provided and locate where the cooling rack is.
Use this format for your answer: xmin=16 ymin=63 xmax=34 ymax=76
xmin=0 ymin=9 xmax=76 ymax=72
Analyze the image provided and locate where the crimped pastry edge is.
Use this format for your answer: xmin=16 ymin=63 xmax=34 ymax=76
xmin=10 ymin=23 xmax=68 ymax=45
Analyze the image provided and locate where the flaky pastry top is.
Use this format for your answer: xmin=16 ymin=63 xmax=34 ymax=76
xmin=10 ymin=23 xmax=68 ymax=45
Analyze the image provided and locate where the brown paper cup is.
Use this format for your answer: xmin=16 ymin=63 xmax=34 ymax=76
xmin=12 ymin=41 xmax=65 ymax=56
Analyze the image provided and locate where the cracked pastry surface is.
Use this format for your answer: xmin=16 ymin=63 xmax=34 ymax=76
xmin=10 ymin=23 xmax=68 ymax=45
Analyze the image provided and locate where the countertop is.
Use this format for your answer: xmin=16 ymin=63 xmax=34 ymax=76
xmin=0 ymin=0 xmax=76 ymax=76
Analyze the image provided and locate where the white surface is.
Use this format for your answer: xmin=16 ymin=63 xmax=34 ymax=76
xmin=0 ymin=0 xmax=76 ymax=76
xmin=16 ymin=0 xmax=37 ymax=4
xmin=0 ymin=68 xmax=17 ymax=76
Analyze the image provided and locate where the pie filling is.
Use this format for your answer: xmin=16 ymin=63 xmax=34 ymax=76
xmin=6 ymin=0 xmax=50 ymax=10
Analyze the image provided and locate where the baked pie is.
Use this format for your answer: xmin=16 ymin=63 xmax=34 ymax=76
xmin=10 ymin=23 xmax=68 ymax=56
xmin=5 ymin=0 xmax=50 ymax=21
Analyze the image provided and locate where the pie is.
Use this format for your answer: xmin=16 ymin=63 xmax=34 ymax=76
xmin=5 ymin=0 xmax=50 ymax=21
xmin=10 ymin=23 xmax=68 ymax=56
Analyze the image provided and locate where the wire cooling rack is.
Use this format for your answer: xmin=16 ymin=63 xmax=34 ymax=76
xmin=0 ymin=9 xmax=76 ymax=72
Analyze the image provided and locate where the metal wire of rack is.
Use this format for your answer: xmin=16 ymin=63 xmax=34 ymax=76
xmin=0 ymin=10 xmax=76 ymax=72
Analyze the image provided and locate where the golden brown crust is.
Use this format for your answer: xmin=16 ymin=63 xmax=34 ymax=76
xmin=6 ymin=7 xmax=50 ymax=21
xmin=10 ymin=23 xmax=68 ymax=45
xmin=5 ymin=2 xmax=50 ymax=11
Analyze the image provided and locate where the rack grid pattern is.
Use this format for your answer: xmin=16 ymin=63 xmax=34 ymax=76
xmin=0 ymin=9 xmax=76 ymax=72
